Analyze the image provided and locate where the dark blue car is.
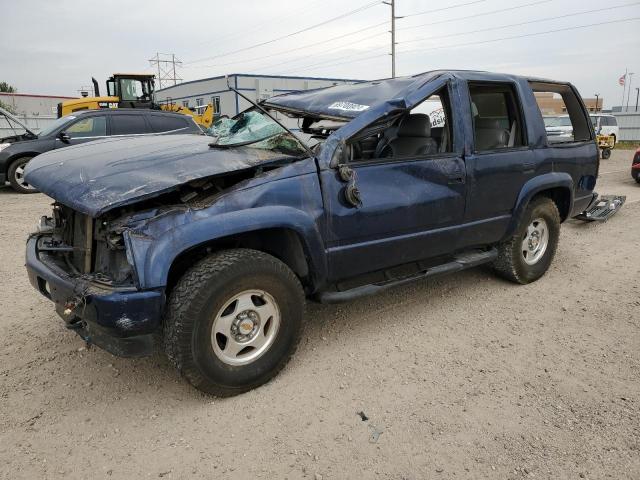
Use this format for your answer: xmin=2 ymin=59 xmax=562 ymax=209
xmin=23 ymin=70 xmax=599 ymax=396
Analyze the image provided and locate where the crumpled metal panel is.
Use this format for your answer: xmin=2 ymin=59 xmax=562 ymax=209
xmin=24 ymin=134 xmax=295 ymax=217
xmin=264 ymin=72 xmax=442 ymax=119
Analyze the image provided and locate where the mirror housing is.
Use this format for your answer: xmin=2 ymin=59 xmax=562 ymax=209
xmin=330 ymin=141 xmax=350 ymax=168
xmin=58 ymin=131 xmax=70 ymax=143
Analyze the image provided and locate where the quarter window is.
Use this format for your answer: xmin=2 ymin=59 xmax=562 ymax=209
xmin=148 ymin=115 xmax=189 ymax=133
xmin=469 ymin=83 xmax=525 ymax=151
xmin=65 ymin=116 xmax=106 ymax=138
xmin=530 ymin=82 xmax=592 ymax=144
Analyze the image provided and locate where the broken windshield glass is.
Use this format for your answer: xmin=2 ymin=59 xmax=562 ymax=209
xmin=207 ymin=110 xmax=307 ymax=156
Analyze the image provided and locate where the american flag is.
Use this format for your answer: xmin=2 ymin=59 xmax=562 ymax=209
xmin=619 ymin=74 xmax=626 ymax=86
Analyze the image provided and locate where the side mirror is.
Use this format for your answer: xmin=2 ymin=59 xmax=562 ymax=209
xmin=58 ymin=131 xmax=70 ymax=143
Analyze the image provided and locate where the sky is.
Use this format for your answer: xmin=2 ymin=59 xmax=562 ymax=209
xmin=1 ymin=0 xmax=639 ymax=108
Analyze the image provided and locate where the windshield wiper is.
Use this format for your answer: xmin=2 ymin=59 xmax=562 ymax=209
xmin=224 ymin=76 xmax=315 ymax=158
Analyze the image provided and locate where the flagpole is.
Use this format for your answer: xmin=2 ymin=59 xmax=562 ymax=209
xmin=621 ymin=68 xmax=627 ymax=111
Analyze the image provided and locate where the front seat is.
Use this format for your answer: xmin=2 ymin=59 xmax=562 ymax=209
xmin=378 ymin=114 xmax=438 ymax=158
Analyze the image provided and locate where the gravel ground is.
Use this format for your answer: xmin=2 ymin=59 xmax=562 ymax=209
xmin=0 ymin=150 xmax=638 ymax=480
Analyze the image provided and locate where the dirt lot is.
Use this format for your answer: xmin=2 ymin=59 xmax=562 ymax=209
xmin=0 ymin=150 xmax=638 ymax=480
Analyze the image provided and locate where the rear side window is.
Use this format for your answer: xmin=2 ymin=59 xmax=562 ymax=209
xmin=606 ymin=116 xmax=617 ymax=126
xmin=530 ymin=82 xmax=592 ymax=144
xmin=469 ymin=82 xmax=525 ymax=152
xmin=148 ymin=115 xmax=191 ymax=133
xmin=110 ymin=115 xmax=149 ymax=135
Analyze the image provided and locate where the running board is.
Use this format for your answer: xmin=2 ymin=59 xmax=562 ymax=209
xmin=575 ymin=194 xmax=626 ymax=222
xmin=317 ymin=248 xmax=498 ymax=304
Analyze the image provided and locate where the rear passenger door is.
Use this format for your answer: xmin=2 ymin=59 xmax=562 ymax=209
xmin=108 ymin=114 xmax=150 ymax=136
xmin=459 ymin=81 xmax=535 ymax=248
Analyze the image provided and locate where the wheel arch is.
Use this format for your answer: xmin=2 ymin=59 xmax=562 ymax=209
xmin=129 ymin=206 xmax=328 ymax=295
xmin=506 ymin=172 xmax=573 ymax=237
xmin=165 ymin=227 xmax=319 ymax=296
xmin=5 ymin=152 xmax=39 ymax=174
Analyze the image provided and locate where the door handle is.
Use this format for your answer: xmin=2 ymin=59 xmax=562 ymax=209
xmin=447 ymin=175 xmax=464 ymax=184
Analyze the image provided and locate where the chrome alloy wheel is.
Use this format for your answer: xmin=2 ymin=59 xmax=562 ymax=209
xmin=521 ymin=217 xmax=549 ymax=265
xmin=211 ymin=289 xmax=280 ymax=366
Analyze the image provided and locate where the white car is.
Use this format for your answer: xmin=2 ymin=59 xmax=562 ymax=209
xmin=543 ymin=115 xmax=574 ymax=143
xmin=590 ymin=114 xmax=619 ymax=144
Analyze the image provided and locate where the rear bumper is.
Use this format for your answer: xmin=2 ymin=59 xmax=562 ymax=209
xmin=25 ymin=235 xmax=164 ymax=357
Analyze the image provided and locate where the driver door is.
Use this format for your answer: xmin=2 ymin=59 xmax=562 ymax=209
xmin=320 ymin=84 xmax=466 ymax=282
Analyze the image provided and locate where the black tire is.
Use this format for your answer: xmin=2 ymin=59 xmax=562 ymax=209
xmin=601 ymin=148 xmax=611 ymax=160
xmin=8 ymin=156 xmax=38 ymax=194
xmin=164 ymin=248 xmax=305 ymax=396
xmin=493 ymin=197 xmax=560 ymax=284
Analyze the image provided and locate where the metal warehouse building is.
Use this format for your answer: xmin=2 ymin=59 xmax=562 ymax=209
xmin=154 ymin=73 xmax=362 ymax=118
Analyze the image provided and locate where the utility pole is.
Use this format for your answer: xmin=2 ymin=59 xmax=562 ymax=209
xmin=383 ymin=0 xmax=401 ymax=78
xmin=594 ymin=93 xmax=599 ymax=113
xmin=149 ymin=53 xmax=183 ymax=90
xmin=635 ymin=87 xmax=639 ymax=112
xmin=625 ymin=72 xmax=634 ymax=112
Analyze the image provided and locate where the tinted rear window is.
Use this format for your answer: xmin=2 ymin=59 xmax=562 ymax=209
xmin=110 ymin=115 xmax=149 ymax=135
xmin=148 ymin=115 xmax=191 ymax=133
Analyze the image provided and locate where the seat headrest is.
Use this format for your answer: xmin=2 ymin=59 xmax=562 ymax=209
xmin=397 ymin=113 xmax=431 ymax=138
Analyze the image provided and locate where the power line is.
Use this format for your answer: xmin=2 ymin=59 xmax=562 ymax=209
xmin=257 ymin=31 xmax=389 ymax=73
xmin=398 ymin=0 xmax=553 ymax=31
xmin=401 ymin=0 xmax=489 ymax=18
xmin=281 ymin=16 xmax=640 ymax=75
xmin=184 ymin=22 xmax=388 ymax=70
xmin=187 ymin=0 xmax=330 ymax=50
xmin=398 ymin=16 xmax=640 ymax=56
xmin=275 ymin=44 xmax=388 ymax=74
xmin=401 ymin=1 xmax=640 ymax=45
xmin=184 ymin=0 xmax=383 ymax=65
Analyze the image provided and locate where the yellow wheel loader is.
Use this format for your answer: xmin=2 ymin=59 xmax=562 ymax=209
xmin=58 ymin=74 xmax=214 ymax=129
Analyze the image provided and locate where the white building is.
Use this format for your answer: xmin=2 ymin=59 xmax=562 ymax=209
xmin=154 ymin=73 xmax=362 ymax=118
xmin=0 ymin=92 xmax=77 ymax=133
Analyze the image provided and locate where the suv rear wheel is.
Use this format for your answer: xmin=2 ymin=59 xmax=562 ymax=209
xmin=493 ymin=196 xmax=560 ymax=284
xmin=8 ymin=156 xmax=38 ymax=194
xmin=164 ymin=249 xmax=305 ymax=396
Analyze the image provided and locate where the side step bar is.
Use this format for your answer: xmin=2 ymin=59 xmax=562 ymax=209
xmin=575 ymin=194 xmax=625 ymax=222
xmin=317 ymin=248 xmax=497 ymax=304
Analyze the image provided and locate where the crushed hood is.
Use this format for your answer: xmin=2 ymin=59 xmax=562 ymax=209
xmin=24 ymin=134 xmax=293 ymax=217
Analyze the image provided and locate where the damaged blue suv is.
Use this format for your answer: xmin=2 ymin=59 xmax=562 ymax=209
xmin=24 ymin=71 xmax=599 ymax=396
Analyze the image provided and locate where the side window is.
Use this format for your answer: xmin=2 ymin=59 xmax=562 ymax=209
xmin=530 ymin=82 xmax=591 ymax=144
xmin=469 ymin=83 xmax=525 ymax=152
xmin=65 ymin=116 xmax=107 ymax=138
xmin=110 ymin=115 xmax=149 ymax=135
xmin=350 ymin=86 xmax=453 ymax=162
xmin=148 ymin=115 xmax=189 ymax=133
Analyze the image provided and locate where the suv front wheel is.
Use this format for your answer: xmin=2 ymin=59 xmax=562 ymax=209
xmin=493 ymin=196 xmax=560 ymax=284
xmin=164 ymin=249 xmax=305 ymax=396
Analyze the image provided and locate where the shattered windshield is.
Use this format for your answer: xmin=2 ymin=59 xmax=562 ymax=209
xmin=207 ymin=110 xmax=308 ymax=156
